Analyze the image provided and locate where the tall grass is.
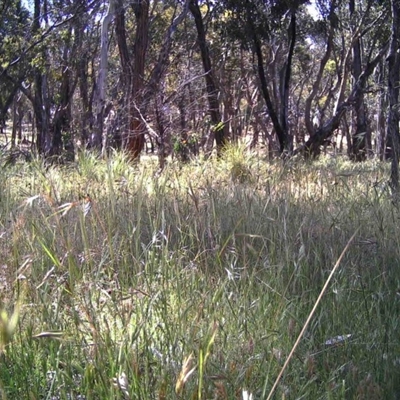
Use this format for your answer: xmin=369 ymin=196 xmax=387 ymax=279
xmin=0 ymin=147 xmax=399 ymax=399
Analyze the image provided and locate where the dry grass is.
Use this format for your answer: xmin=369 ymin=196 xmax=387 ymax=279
xmin=0 ymin=147 xmax=399 ymax=399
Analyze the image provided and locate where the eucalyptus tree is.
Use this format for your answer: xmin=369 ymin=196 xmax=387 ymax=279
xmin=29 ymin=0 xmax=98 ymax=156
xmin=189 ymin=0 xmax=228 ymax=155
xmin=220 ymin=0 xmax=309 ymax=155
xmin=91 ymin=0 xmax=116 ymax=151
xmin=0 ymin=0 xmax=99 ymax=155
xmin=387 ymin=0 xmax=400 ymax=193
xmin=296 ymin=0 xmax=389 ymax=157
xmin=0 ymin=0 xmax=30 ymax=135
xmin=303 ymin=1 xmax=338 ymax=140
xmin=296 ymin=1 xmax=393 ymax=161
xmin=105 ymin=0 xmax=189 ymax=159
xmin=349 ymin=0 xmax=368 ymax=160
xmin=343 ymin=0 xmax=390 ymax=160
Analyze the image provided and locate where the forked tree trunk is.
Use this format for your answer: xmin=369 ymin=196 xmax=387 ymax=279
xmin=253 ymin=35 xmax=289 ymax=154
xmin=189 ymin=0 xmax=227 ymax=155
xmin=116 ymin=0 xmax=188 ymax=160
xmin=250 ymin=7 xmax=297 ymax=155
xmin=304 ymin=5 xmax=336 ymax=136
xmin=297 ymin=41 xmax=389 ymax=158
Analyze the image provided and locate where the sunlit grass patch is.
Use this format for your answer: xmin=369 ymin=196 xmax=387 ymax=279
xmin=0 ymin=149 xmax=399 ymax=398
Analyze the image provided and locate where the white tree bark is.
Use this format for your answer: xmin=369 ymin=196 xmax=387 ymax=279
xmin=90 ymin=0 xmax=115 ymax=150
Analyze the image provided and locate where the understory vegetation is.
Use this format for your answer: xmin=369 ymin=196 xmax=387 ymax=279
xmin=0 ymin=147 xmax=399 ymax=399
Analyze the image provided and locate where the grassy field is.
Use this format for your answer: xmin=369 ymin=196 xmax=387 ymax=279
xmin=0 ymin=146 xmax=399 ymax=399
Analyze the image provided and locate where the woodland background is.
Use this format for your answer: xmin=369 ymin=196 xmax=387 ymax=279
xmin=1 ymin=0 xmax=400 ymax=170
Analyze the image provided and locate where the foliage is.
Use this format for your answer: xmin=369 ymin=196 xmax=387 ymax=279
xmin=0 ymin=150 xmax=399 ymax=398
xmin=0 ymin=0 xmax=31 ymax=125
xmin=0 ymin=0 xmax=397 ymax=168
xmin=172 ymin=132 xmax=199 ymax=162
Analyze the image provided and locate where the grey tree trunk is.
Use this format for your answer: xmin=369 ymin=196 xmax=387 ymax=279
xmin=33 ymin=0 xmax=51 ymax=154
xmin=90 ymin=0 xmax=115 ymax=151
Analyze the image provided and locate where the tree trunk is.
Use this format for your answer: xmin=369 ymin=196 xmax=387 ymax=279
xmin=118 ymin=0 xmax=188 ymax=159
xmin=50 ymin=61 xmax=73 ymax=156
xmin=189 ymin=0 xmax=227 ymax=155
xmin=11 ymin=96 xmax=18 ymax=147
xmin=304 ymin=6 xmax=336 ymax=136
xmin=90 ymin=0 xmax=115 ymax=151
xmin=33 ymin=65 xmax=52 ymax=154
xmin=116 ymin=2 xmax=144 ymax=159
xmin=252 ymin=35 xmax=289 ymax=154
xmin=75 ymin=8 xmax=91 ymax=147
xmin=387 ymin=0 xmax=400 ymax=194
xmin=278 ymin=10 xmax=296 ymax=153
xmin=115 ymin=0 xmax=132 ymax=152
xmin=124 ymin=0 xmax=150 ymax=160
xmin=32 ymin=0 xmax=51 ymax=154
xmin=297 ymin=41 xmax=389 ymax=158
xmin=78 ymin=56 xmax=91 ymax=145
xmin=349 ymin=0 xmax=369 ymax=161
xmin=50 ymin=25 xmax=79 ymax=158
xmin=375 ymin=60 xmax=386 ymax=160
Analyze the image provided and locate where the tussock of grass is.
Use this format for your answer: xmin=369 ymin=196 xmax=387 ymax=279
xmin=0 ymin=149 xmax=399 ymax=399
